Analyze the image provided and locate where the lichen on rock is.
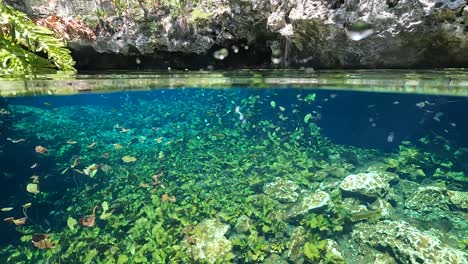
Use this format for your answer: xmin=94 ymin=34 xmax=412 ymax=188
xmin=184 ymin=219 xmax=233 ymax=264
xmin=340 ymin=171 xmax=397 ymax=198
xmin=284 ymin=191 xmax=332 ymax=219
xmin=352 ymin=220 xmax=467 ymax=264
xmin=264 ymin=177 xmax=299 ymax=203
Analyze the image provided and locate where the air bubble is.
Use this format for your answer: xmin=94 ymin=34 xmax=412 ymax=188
xmin=213 ymin=48 xmax=229 ymax=60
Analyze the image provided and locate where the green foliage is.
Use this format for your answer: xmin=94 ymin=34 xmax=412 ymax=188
xmin=301 ymin=213 xmax=344 ymax=235
xmin=0 ymin=2 xmax=76 ymax=75
xmin=386 ymin=137 xmax=468 ymax=183
xmin=303 ymin=239 xmax=327 ymax=262
xmin=190 ymin=8 xmax=212 ymax=23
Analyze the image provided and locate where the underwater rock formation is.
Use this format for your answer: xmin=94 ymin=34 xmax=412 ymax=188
xmin=264 ymin=177 xmax=299 ymax=203
xmin=284 ymin=191 xmax=332 ymax=219
xmin=406 ymin=186 xmax=468 ymax=213
xmin=5 ymin=0 xmax=468 ymax=69
xmin=184 ymin=219 xmax=232 ymax=264
xmin=340 ymin=171 xmax=397 ymax=198
xmin=285 ymin=226 xmax=306 ymax=262
xmin=352 ymin=220 xmax=467 ymax=264
xmin=234 ymin=215 xmax=251 ymax=234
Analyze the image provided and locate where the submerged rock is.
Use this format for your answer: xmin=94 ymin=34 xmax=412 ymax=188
xmin=447 ymin=190 xmax=468 ymax=211
xmin=185 ymin=219 xmax=232 ymax=264
xmin=340 ymin=171 xmax=397 ymax=198
xmin=264 ymin=177 xmax=299 ymax=203
xmin=352 ymin=220 xmax=467 ymax=264
xmin=374 ymin=253 xmax=397 ymax=264
xmin=324 ymin=239 xmax=345 ymax=263
xmin=234 ymin=215 xmax=251 ymax=234
xmin=285 ymin=226 xmax=306 ymax=262
xmin=406 ymin=186 xmax=468 ymax=213
xmin=285 ymin=191 xmax=332 ymax=219
xmin=405 ymin=186 xmax=451 ymax=213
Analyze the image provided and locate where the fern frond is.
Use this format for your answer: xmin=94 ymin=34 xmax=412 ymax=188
xmin=0 ymin=2 xmax=76 ymax=75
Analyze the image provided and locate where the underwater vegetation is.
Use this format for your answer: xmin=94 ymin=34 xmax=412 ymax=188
xmin=0 ymin=89 xmax=466 ymax=263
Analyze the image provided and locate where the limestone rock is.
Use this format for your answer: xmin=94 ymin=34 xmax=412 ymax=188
xmin=447 ymin=190 xmax=468 ymax=211
xmin=285 ymin=226 xmax=306 ymax=262
xmin=369 ymin=198 xmax=393 ymax=218
xmin=374 ymin=253 xmax=397 ymax=264
xmin=185 ymin=219 xmax=232 ymax=264
xmin=406 ymin=186 xmax=468 ymax=213
xmin=325 ymin=239 xmax=345 ymax=263
xmin=9 ymin=0 xmax=468 ymax=68
xmin=285 ymin=191 xmax=332 ymax=219
xmin=352 ymin=220 xmax=467 ymax=264
xmin=264 ymin=177 xmax=299 ymax=203
xmin=405 ymin=186 xmax=450 ymax=213
xmin=340 ymin=171 xmax=397 ymax=198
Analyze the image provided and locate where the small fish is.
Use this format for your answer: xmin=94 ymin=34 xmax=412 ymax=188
xmin=66 ymin=140 xmax=78 ymax=144
xmin=87 ymin=142 xmax=97 ymax=148
xmin=43 ymin=102 xmax=52 ymax=106
xmin=1 ymin=207 xmax=13 ymax=212
xmin=433 ymin=112 xmax=444 ymax=122
xmin=416 ymin=101 xmax=432 ymax=108
xmin=6 ymin=138 xmax=25 ymax=143
xmin=387 ymin=131 xmax=395 ymax=143
xmin=30 ymin=163 xmax=38 ymax=169
xmin=450 ymin=123 xmax=457 ymax=127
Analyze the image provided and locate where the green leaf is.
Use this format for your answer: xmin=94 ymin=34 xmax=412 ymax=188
xmin=67 ymin=217 xmax=78 ymax=231
xmin=117 ymin=255 xmax=129 ymax=264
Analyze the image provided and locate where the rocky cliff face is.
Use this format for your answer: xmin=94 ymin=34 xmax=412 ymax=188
xmin=6 ymin=0 xmax=468 ymax=69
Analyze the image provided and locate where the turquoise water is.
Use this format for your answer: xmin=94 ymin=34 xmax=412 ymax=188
xmin=0 ymin=71 xmax=467 ymax=263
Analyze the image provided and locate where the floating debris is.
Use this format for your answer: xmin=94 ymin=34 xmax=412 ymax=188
xmin=26 ymin=183 xmax=40 ymax=194
xmin=67 ymin=217 xmax=78 ymax=231
xmin=35 ymin=146 xmax=48 ymax=154
xmin=122 ymin=156 xmax=137 ymax=163
xmin=161 ymin=194 xmax=176 ymax=203
xmin=83 ymin=163 xmax=99 ymax=177
xmin=4 ymin=217 xmax=27 ymax=226
xmin=32 ymin=234 xmax=55 ymax=249
xmin=113 ymin=144 xmax=123 ymax=150
xmin=80 ymin=206 xmax=98 ymax=227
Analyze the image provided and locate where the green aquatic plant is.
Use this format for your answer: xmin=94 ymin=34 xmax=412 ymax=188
xmin=0 ymin=2 xmax=76 ymax=75
xmin=303 ymin=239 xmax=327 ymax=262
xmin=301 ymin=212 xmax=344 ymax=236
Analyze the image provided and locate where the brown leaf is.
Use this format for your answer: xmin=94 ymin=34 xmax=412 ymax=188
xmin=32 ymin=234 xmax=55 ymax=249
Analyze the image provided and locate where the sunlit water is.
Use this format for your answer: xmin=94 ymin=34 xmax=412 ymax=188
xmin=0 ymin=71 xmax=467 ymax=263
